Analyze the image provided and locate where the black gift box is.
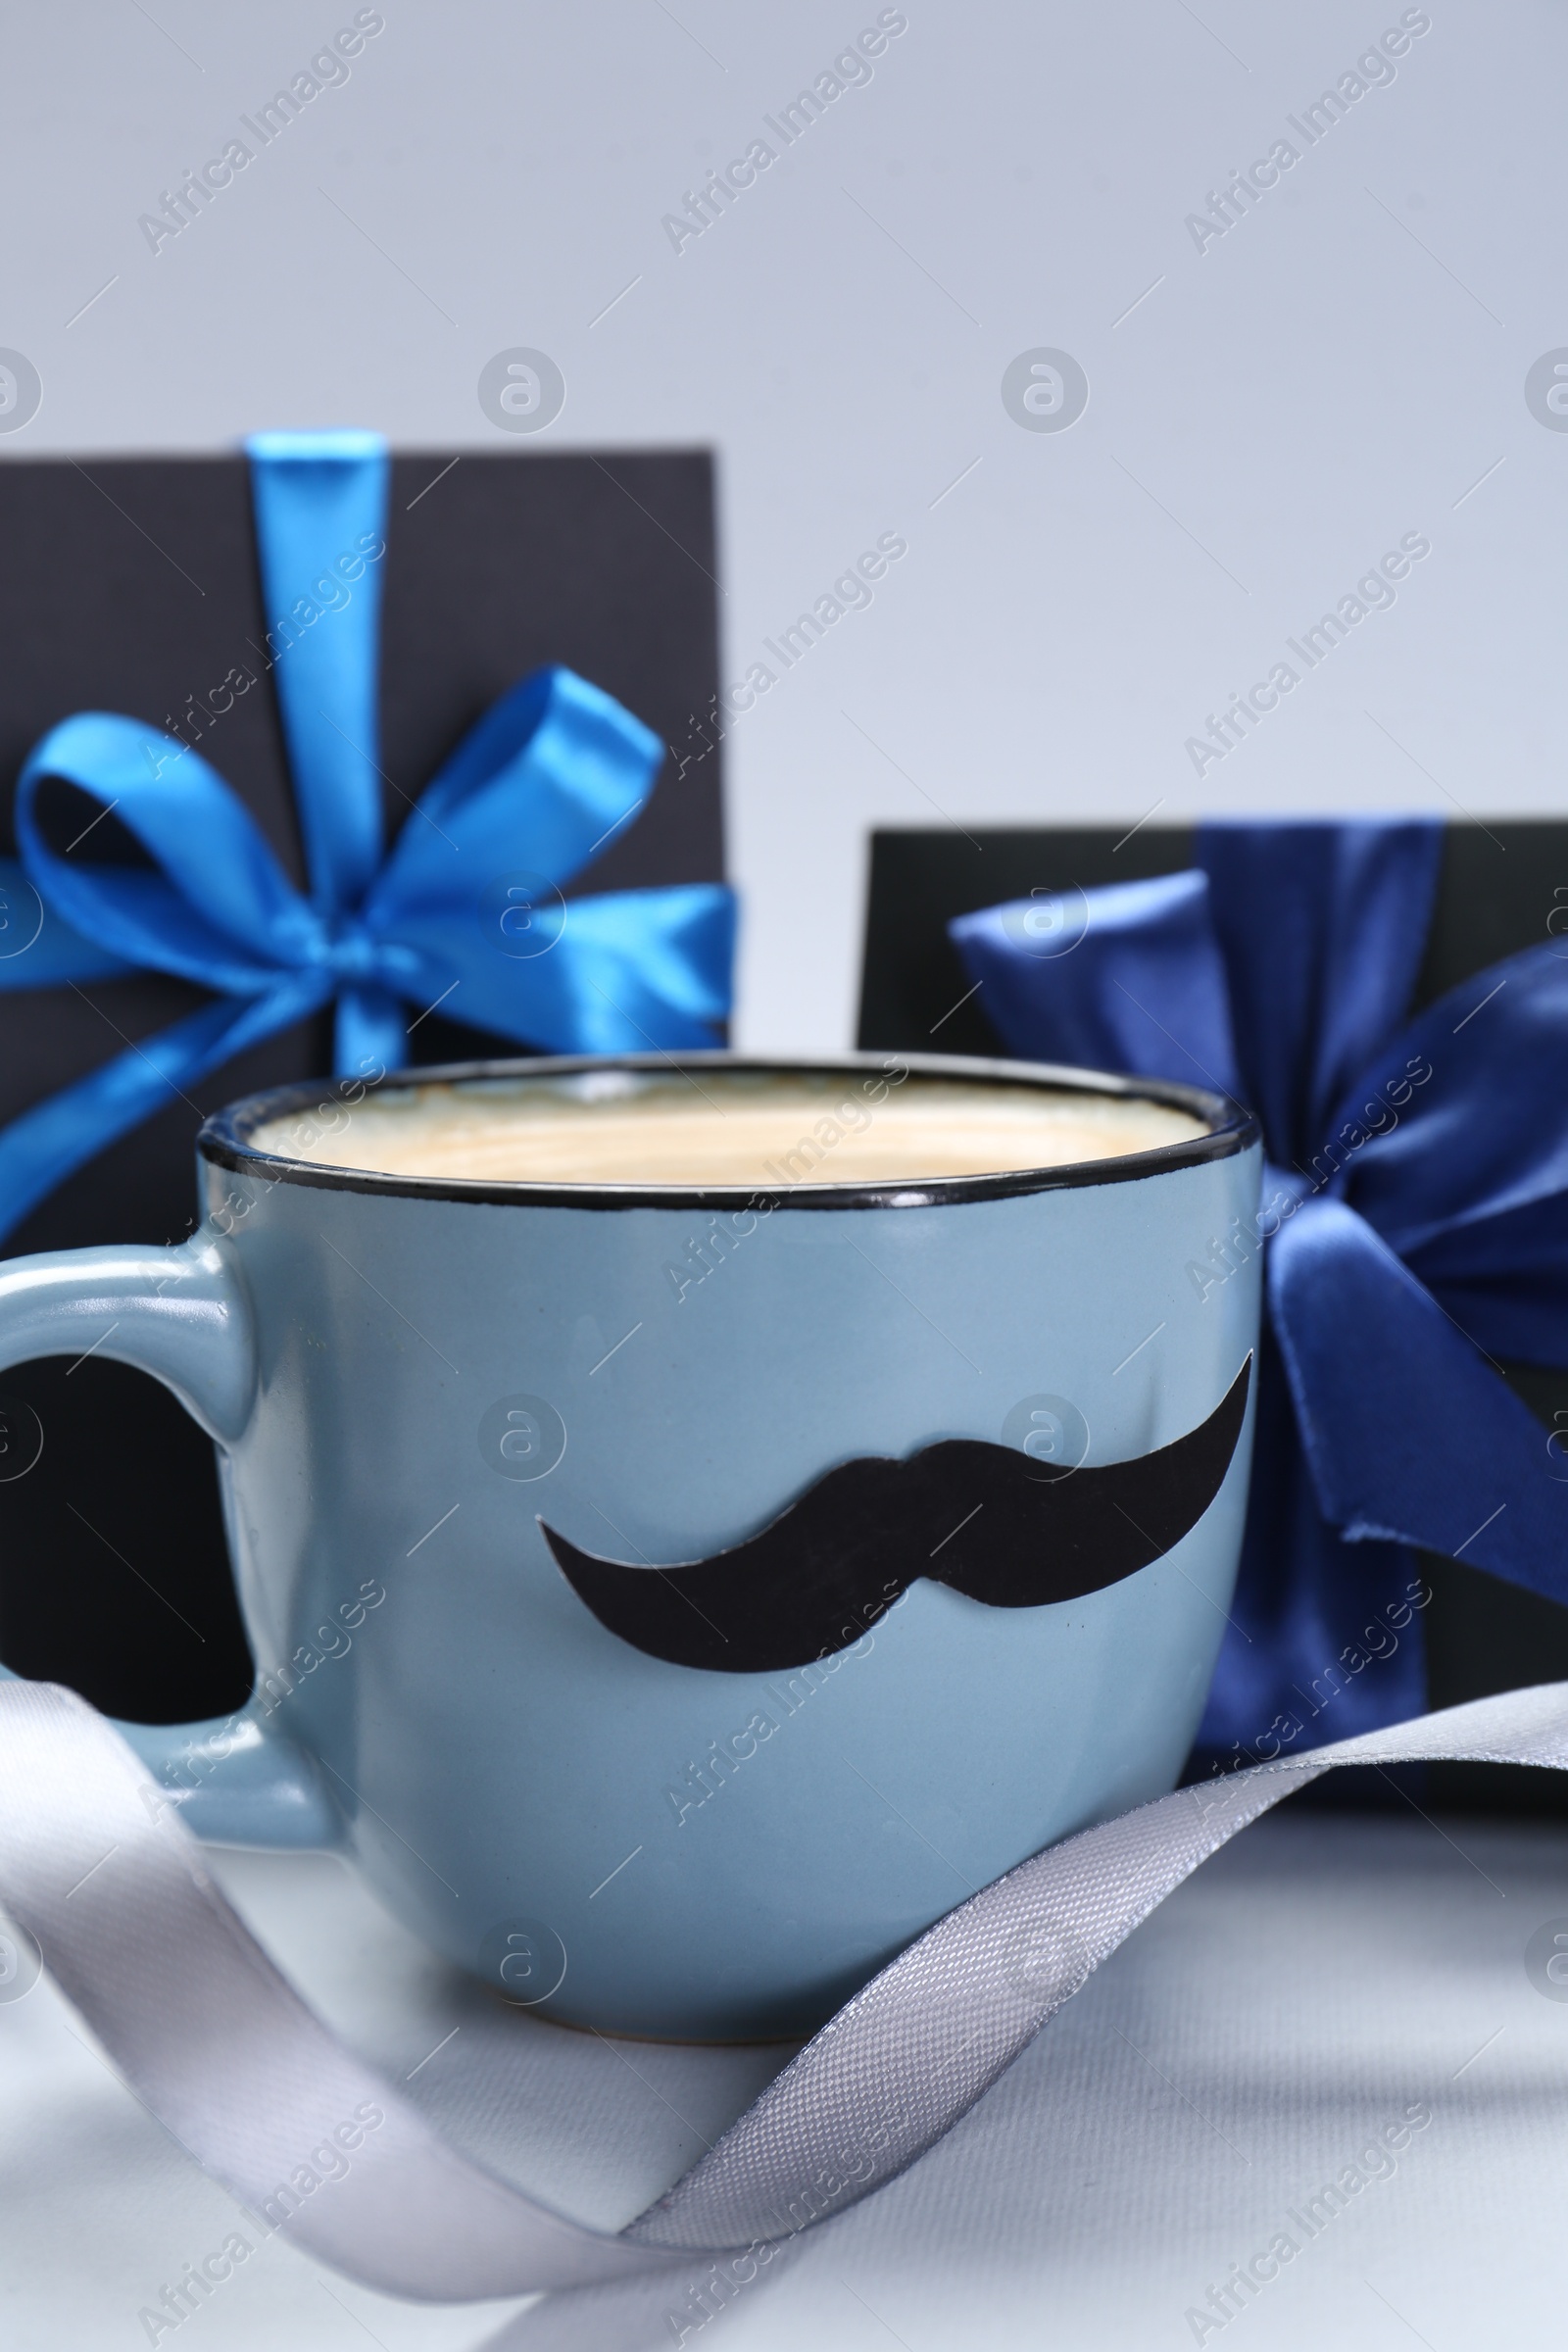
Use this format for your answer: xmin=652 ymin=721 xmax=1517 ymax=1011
xmin=0 ymin=447 xmax=726 ymax=1725
xmin=858 ymin=822 xmax=1568 ymax=1812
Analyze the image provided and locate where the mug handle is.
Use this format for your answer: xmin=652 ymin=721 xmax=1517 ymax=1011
xmin=0 ymin=1236 xmax=338 ymax=1848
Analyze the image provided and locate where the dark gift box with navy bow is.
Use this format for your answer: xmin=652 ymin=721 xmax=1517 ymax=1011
xmin=0 ymin=432 xmax=732 ymax=1727
xmin=859 ymin=819 xmax=1568 ymax=1812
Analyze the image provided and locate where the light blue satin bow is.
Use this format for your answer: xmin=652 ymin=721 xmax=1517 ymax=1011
xmin=0 ymin=430 xmax=735 ymax=1245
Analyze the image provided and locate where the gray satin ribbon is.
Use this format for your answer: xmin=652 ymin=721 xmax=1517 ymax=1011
xmin=1 ymin=1675 xmax=1564 ymax=2301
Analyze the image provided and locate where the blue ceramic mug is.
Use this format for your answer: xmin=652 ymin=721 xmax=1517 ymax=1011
xmin=0 ymin=1053 xmax=1260 ymax=2039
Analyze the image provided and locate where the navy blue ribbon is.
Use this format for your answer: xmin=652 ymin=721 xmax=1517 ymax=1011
xmin=953 ymin=820 xmax=1568 ymax=1755
xmin=0 ymin=430 xmax=734 ymax=1244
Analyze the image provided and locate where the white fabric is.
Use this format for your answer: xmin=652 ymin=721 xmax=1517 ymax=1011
xmin=0 ymin=1677 xmax=1565 ymax=2339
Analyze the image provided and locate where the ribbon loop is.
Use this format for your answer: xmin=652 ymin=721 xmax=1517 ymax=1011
xmin=1333 ymin=943 xmax=1568 ymax=1362
xmin=0 ymin=857 xmax=134 ymax=991
xmin=953 ymin=817 xmax=1568 ymax=1755
xmin=467 ymin=880 xmax=737 ymax=1054
xmin=367 ymin=664 xmax=665 ymax=916
xmin=952 ymin=869 xmax=1240 ymax=1101
xmin=17 ymin=713 xmax=319 ymax=989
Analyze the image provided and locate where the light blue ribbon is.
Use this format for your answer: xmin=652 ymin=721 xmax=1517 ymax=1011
xmin=0 ymin=430 xmax=735 ymax=1244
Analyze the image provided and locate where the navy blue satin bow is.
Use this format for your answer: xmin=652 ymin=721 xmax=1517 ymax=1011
xmin=953 ymin=820 xmax=1568 ymax=1756
xmin=0 ymin=430 xmax=734 ymax=1244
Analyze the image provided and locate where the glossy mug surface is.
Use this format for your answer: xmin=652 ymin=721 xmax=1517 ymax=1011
xmin=0 ymin=1054 xmax=1261 ymax=2039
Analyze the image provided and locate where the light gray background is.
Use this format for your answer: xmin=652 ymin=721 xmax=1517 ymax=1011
xmin=2 ymin=1 xmax=1556 ymax=1044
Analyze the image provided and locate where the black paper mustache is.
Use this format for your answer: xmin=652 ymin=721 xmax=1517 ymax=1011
xmin=541 ymin=1355 xmax=1251 ymax=1674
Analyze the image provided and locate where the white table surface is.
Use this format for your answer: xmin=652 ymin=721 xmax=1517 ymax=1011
xmin=2 ymin=1805 xmax=1565 ymax=2350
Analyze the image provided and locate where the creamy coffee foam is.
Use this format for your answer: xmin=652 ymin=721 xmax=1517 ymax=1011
xmin=253 ymin=1069 xmax=1208 ymax=1188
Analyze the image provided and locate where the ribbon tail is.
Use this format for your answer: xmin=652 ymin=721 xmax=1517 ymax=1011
xmin=16 ymin=715 xmax=322 ymax=989
xmin=334 ymin=986 xmax=409 ymax=1082
xmin=0 ymin=980 xmax=330 ymax=1250
xmin=1269 ymin=1195 xmax=1568 ymax=1602
xmin=2 ymin=1675 xmax=1567 ymax=2294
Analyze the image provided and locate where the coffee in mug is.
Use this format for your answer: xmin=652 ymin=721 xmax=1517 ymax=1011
xmin=254 ymin=1065 xmax=1208 ymax=1186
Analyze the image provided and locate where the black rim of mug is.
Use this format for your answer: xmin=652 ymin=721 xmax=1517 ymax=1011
xmin=197 ymin=1051 xmax=1261 ymax=1213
